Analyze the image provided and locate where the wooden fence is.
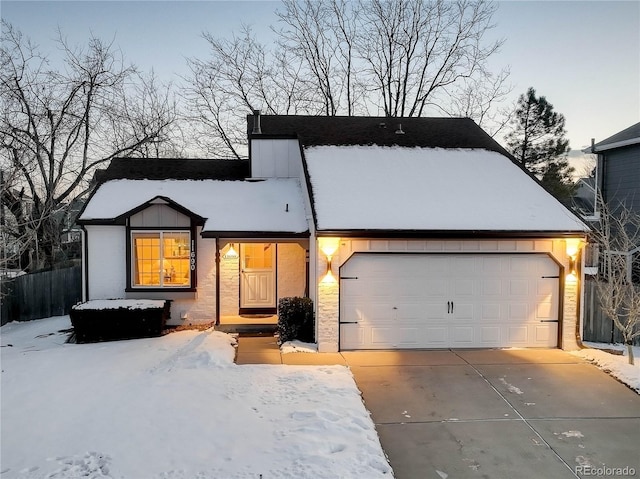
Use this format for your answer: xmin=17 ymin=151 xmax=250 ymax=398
xmin=1 ymin=266 xmax=82 ymax=326
xmin=582 ymin=278 xmax=640 ymax=345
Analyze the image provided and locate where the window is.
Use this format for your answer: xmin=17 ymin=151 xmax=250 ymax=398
xmin=132 ymin=231 xmax=191 ymax=288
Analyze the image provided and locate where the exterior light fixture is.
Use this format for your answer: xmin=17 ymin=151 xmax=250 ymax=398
xmin=223 ymin=243 xmax=239 ymax=259
xmin=319 ymin=238 xmax=340 ymax=283
xmin=565 ymin=238 xmax=583 ymax=279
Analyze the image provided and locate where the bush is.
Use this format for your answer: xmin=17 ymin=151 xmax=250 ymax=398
xmin=277 ymin=297 xmax=314 ymax=344
xmin=70 ymin=299 xmax=170 ymax=343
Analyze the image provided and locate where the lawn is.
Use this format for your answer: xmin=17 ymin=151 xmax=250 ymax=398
xmin=0 ymin=316 xmax=393 ymax=478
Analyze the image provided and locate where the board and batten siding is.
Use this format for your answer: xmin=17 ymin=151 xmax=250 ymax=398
xmin=250 ymin=139 xmax=302 ymax=178
xmin=315 ymin=238 xmax=581 ymax=352
xmin=602 ymin=145 xmax=640 ymax=213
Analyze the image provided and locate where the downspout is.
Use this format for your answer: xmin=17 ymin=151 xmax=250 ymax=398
xmin=215 ymin=236 xmax=221 ymax=326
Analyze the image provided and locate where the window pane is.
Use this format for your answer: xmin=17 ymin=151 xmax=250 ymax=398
xmin=133 ymin=233 xmax=161 ymax=286
xmin=244 ymin=243 xmax=273 ymax=269
xmin=163 ymin=232 xmax=191 ymax=286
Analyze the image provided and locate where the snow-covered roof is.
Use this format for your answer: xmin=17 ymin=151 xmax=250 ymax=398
xmin=304 ymin=145 xmax=589 ymax=233
xmin=79 ymin=179 xmax=309 ymax=235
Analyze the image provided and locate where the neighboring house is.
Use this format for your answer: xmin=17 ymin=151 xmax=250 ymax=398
xmin=77 ymin=114 xmax=589 ymax=352
xmin=588 ymin=122 xmax=640 ymax=283
xmin=571 ymin=177 xmax=597 ymax=219
xmin=590 ymin=122 xmax=640 ymax=214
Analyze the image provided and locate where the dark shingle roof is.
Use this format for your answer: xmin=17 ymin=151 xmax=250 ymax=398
xmin=593 ymin=122 xmax=640 ymax=151
xmin=250 ymin=115 xmax=512 ymax=155
xmin=95 ymin=158 xmax=250 ymax=183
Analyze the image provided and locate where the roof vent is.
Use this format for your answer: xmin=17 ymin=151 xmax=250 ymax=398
xmin=395 ymin=123 xmax=405 ymax=135
xmin=252 ymin=109 xmax=262 ymax=134
xmin=378 ymin=122 xmax=387 ymax=128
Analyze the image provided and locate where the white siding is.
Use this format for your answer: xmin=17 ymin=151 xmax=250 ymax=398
xmin=250 ymin=139 xmax=302 ymax=178
xmin=86 ymin=225 xmax=126 ymax=300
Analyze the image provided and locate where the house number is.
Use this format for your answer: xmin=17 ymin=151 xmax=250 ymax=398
xmin=190 ymin=240 xmax=196 ymax=270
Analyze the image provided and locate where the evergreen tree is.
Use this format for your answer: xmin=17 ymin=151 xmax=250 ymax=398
xmin=506 ymin=87 xmax=575 ymax=200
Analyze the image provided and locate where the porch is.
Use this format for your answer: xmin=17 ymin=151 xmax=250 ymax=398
xmin=216 ymin=240 xmax=308 ymax=330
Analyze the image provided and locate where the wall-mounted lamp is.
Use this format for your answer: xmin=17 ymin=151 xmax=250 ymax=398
xmin=223 ymin=243 xmax=239 ymax=259
xmin=319 ymin=238 xmax=339 ymax=283
xmin=565 ymin=238 xmax=583 ymax=279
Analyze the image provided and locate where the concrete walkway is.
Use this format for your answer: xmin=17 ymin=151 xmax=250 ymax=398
xmin=235 ymin=337 xmax=640 ymax=479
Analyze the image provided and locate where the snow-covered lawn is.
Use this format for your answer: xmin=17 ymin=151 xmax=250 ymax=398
xmin=1 ymin=316 xmax=393 ymax=478
xmin=571 ymin=342 xmax=640 ymax=393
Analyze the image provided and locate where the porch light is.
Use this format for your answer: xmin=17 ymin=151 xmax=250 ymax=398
xmin=223 ymin=243 xmax=239 ymax=259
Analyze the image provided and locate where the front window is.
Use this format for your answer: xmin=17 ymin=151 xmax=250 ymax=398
xmin=132 ymin=231 xmax=191 ymax=288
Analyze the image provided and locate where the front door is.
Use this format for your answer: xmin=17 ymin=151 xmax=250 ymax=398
xmin=240 ymin=243 xmax=276 ymax=310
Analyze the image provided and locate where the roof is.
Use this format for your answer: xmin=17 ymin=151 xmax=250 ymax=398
xmin=95 ymin=158 xmax=250 ymax=183
xmin=251 ymin=115 xmax=513 ymax=156
xmin=592 ymin=122 xmax=640 ymax=152
xmin=78 ymin=179 xmax=309 ymax=236
xmin=304 ymin=145 xmax=590 ymax=234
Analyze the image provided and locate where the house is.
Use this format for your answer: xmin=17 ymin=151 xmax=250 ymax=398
xmin=77 ymin=114 xmax=589 ymax=352
xmin=590 ymin=122 xmax=640 ymax=215
xmin=571 ymin=177 xmax=597 ymax=219
xmin=588 ymin=121 xmax=640 ymax=283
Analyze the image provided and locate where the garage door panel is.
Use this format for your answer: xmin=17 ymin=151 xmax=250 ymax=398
xmin=451 ymin=326 xmax=474 ymax=344
xmin=481 ymin=303 xmax=502 ymax=320
xmin=340 ymin=253 xmax=559 ymax=350
xmin=536 ymin=302 xmax=553 ymax=320
xmin=425 ymin=304 xmax=447 ymax=320
xmin=453 ymin=302 xmax=474 ymax=320
xmin=425 ymin=327 xmax=448 ymax=345
xmin=509 ymin=280 xmax=529 ymax=296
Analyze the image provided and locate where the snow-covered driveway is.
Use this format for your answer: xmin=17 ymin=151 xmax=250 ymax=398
xmin=1 ymin=316 xmax=392 ymax=478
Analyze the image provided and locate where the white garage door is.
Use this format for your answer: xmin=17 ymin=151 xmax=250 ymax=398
xmin=340 ymin=254 xmax=560 ymax=350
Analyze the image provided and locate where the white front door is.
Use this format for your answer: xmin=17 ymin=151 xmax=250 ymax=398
xmin=240 ymin=243 xmax=276 ymax=309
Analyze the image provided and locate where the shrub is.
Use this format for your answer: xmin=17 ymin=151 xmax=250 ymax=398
xmin=70 ymin=299 xmax=170 ymax=343
xmin=277 ymin=297 xmax=314 ymax=343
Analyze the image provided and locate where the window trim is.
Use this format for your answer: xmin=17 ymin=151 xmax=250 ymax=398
xmin=126 ymin=226 xmax=197 ymax=292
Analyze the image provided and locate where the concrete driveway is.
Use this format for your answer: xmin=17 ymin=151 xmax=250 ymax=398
xmin=345 ymin=349 xmax=640 ymax=479
xmin=236 ymin=340 xmax=640 ymax=478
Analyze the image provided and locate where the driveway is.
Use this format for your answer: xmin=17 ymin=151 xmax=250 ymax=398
xmin=345 ymin=349 xmax=640 ymax=479
xmin=236 ymin=340 xmax=640 ymax=478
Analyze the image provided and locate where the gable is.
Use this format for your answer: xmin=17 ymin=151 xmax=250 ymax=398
xmin=129 ymin=202 xmax=192 ymax=227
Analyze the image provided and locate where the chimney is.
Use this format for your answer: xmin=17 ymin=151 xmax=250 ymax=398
xmin=253 ymin=109 xmax=262 ymax=134
xmin=591 ymin=138 xmax=595 ymax=153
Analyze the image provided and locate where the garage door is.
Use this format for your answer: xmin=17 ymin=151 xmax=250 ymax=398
xmin=340 ymin=254 xmax=560 ymax=350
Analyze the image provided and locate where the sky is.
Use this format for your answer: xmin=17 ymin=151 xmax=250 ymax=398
xmin=1 ymin=0 xmax=638 ymax=170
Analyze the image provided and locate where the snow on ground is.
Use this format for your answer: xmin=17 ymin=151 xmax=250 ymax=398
xmin=280 ymin=341 xmax=317 ymax=354
xmin=571 ymin=342 xmax=640 ymax=393
xmin=1 ymin=316 xmax=393 ymax=478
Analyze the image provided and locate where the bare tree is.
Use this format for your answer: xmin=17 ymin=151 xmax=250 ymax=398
xmin=0 ymin=22 xmax=178 ymax=270
xmin=357 ymin=0 xmax=504 ymax=117
xmin=185 ymin=0 xmax=509 ymax=158
xmin=591 ymin=193 xmax=640 ymax=364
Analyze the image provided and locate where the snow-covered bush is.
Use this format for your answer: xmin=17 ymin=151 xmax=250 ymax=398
xmin=277 ymin=297 xmax=314 ymax=344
